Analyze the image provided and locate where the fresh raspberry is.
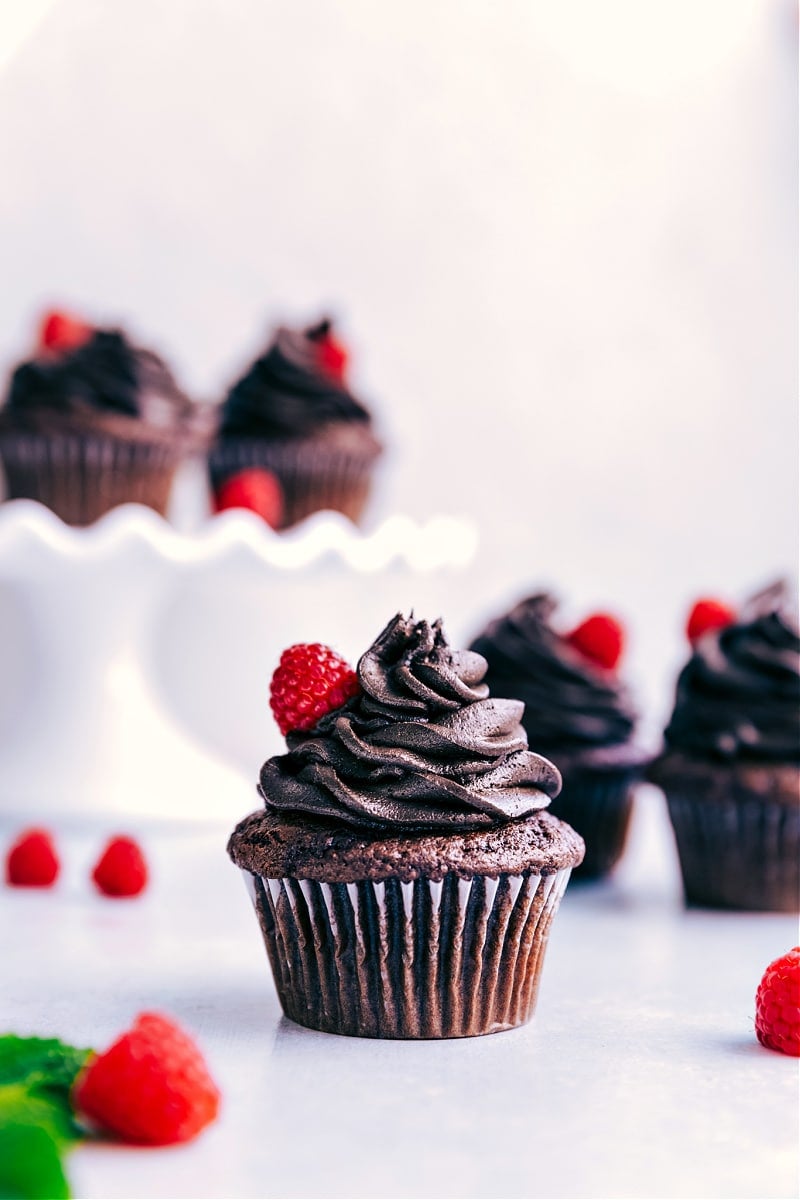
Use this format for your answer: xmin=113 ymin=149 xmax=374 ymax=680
xmin=73 ymin=1012 xmax=220 ymax=1144
xmin=214 ymin=468 xmax=283 ymax=528
xmin=270 ymin=643 xmax=360 ymax=736
xmin=686 ymin=598 xmax=736 ymax=643
xmin=307 ymin=319 xmax=349 ymax=382
xmin=564 ymin=613 xmax=624 ymax=671
xmin=5 ymin=828 xmax=60 ymax=888
xmin=38 ymin=310 xmax=92 ymax=355
xmin=91 ymin=836 xmax=148 ymax=898
xmin=755 ymin=947 xmax=800 ymax=1056
xmin=316 ymin=331 xmax=348 ymax=382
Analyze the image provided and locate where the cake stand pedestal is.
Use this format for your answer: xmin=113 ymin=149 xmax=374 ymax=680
xmin=0 ymin=503 xmax=254 ymax=826
xmin=0 ymin=502 xmax=479 ymax=827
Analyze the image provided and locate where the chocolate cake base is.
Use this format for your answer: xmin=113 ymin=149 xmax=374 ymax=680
xmin=650 ymin=753 xmax=800 ymax=912
xmin=229 ymin=810 xmax=584 ymax=1039
xmin=549 ymin=763 xmax=641 ymax=880
xmin=209 ymin=424 xmax=381 ymax=530
xmin=0 ymin=430 xmax=181 ymax=525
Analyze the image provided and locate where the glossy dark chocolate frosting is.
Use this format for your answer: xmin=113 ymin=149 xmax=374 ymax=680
xmin=664 ymin=582 xmax=800 ymax=762
xmin=469 ymin=594 xmax=637 ymax=758
xmin=3 ymin=330 xmax=195 ymax=433
xmin=220 ymin=320 xmax=373 ymax=439
xmin=259 ymin=614 xmax=562 ymax=833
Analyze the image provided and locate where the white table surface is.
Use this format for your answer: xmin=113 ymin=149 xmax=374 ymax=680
xmin=3 ymin=787 xmax=798 ymax=1200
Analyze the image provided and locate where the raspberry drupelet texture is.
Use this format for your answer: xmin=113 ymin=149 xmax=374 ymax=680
xmin=91 ymin=836 xmax=149 ymax=897
xmin=686 ymin=598 xmax=736 ymax=643
xmin=565 ymin=613 xmax=624 ymax=671
xmin=5 ymin=828 xmax=60 ymax=887
xmin=73 ymin=1012 xmax=220 ymax=1144
xmin=755 ymin=947 xmax=800 ymax=1056
xmin=270 ymin=643 xmax=360 ymax=736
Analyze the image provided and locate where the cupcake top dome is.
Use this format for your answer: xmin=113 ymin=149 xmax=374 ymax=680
xmin=219 ymin=318 xmax=379 ymax=441
xmin=664 ymin=581 xmax=800 ymax=763
xmin=469 ymin=593 xmax=640 ymax=762
xmin=2 ymin=310 xmax=198 ymax=439
xmin=260 ymin=613 xmax=563 ymax=834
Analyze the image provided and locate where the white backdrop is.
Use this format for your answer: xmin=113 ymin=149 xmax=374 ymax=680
xmin=0 ymin=0 xmax=797 ymax=745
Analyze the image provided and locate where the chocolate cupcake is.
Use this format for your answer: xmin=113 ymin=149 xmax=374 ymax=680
xmin=209 ymin=318 xmax=383 ymax=530
xmin=649 ymin=582 xmax=800 ymax=912
xmin=228 ymin=614 xmax=584 ymax=1039
xmin=469 ymin=594 xmax=650 ymax=879
xmin=0 ymin=310 xmax=207 ymax=526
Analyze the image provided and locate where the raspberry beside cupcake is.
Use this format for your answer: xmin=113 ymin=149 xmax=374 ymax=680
xmin=209 ymin=318 xmax=383 ymax=530
xmin=649 ymin=582 xmax=800 ymax=911
xmin=0 ymin=311 xmax=207 ymax=525
xmin=228 ymin=613 xmax=584 ymax=1039
xmin=469 ymin=593 xmax=650 ymax=879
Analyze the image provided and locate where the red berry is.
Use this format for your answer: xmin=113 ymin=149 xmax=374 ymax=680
xmin=270 ymin=643 xmax=360 ymax=736
xmin=316 ymin=332 xmax=348 ymax=382
xmin=686 ymin=598 xmax=736 ymax=643
xmin=755 ymin=947 xmax=800 ymax=1056
xmin=91 ymin=836 xmax=148 ymax=898
xmin=214 ymin=469 xmax=283 ymax=528
xmin=73 ymin=1012 xmax=220 ymax=1145
xmin=38 ymin=310 xmax=92 ymax=355
xmin=564 ymin=613 xmax=625 ymax=671
xmin=5 ymin=828 xmax=60 ymax=888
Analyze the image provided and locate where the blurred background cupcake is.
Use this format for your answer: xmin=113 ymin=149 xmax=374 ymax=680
xmin=208 ymin=318 xmax=383 ymax=530
xmin=649 ymin=581 xmax=800 ymax=912
xmin=470 ymin=593 xmax=650 ymax=879
xmin=0 ymin=309 xmax=210 ymax=526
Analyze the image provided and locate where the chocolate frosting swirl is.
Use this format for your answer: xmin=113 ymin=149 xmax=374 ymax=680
xmin=664 ymin=582 xmax=800 ymax=762
xmin=3 ymin=330 xmax=197 ymax=434
xmin=259 ymin=614 xmax=562 ymax=833
xmin=469 ymin=594 xmax=637 ymax=757
xmin=220 ymin=320 xmax=374 ymax=439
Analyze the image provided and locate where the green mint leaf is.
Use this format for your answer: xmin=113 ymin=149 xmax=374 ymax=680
xmin=0 ymin=1037 xmax=93 ymax=1200
xmin=0 ymin=1037 xmax=91 ymax=1140
xmin=0 ymin=1036 xmax=91 ymax=1094
xmin=0 ymin=1121 xmax=70 ymax=1200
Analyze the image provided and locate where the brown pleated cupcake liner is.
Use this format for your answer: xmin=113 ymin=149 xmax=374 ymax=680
xmin=209 ymin=437 xmax=378 ymax=530
xmin=242 ymin=867 xmax=572 ymax=1039
xmin=665 ymin=790 xmax=800 ymax=912
xmin=0 ymin=431 xmax=182 ymax=526
xmin=548 ymin=767 xmax=639 ymax=880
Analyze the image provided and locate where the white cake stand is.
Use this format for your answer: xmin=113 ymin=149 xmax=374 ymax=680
xmin=0 ymin=501 xmax=477 ymax=827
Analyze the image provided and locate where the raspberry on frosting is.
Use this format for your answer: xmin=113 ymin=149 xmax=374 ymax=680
xmin=270 ymin=643 xmax=360 ymax=736
xmin=38 ymin=309 xmax=92 ymax=355
xmin=686 ymin=598 xmax=737 ymax=643
xmin=564 ymin=613 xmax=625 ymax=672
xmin=307 ymin=319 xmax=349 ymax=383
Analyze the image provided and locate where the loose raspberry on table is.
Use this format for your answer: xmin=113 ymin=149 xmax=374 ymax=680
xmin=73 ymin=1012 xmax=220 ymax=1145
xmin=755 ymin=947 xmax=800 ymax=1056
xmin=564 ymin=613 xmax=624 ymax=671
xmin=214 ymin=468 xmax=283 ymax=529
xmin=270 ymin=643 xmax=360 ymax=736
xmin=91 ymin=836 xmax=148 ymax=897
xmin=686 ymin=597 xmax=736 ymax=643
xmin=38 ymin=310 xmax=92 ymax=355
xmin=5 ymin=828 xmax=60 ymax=887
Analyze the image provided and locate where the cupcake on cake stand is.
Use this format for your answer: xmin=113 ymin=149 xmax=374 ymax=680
xmin=0 ymin=501 xmax=477 ymax=828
